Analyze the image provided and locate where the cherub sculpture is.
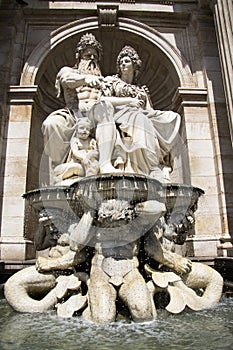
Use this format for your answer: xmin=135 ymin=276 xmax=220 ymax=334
xmin=53 ymin=117 xmax=99 ymax=185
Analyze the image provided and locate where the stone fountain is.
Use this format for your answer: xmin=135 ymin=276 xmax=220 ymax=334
xmin=4 ymin=34 xmax=223 ymax=323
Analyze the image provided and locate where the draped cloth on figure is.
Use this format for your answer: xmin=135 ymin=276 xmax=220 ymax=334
xmin=41 ymin=108 xmax=76 ymax=166
xmin=148 ymin=109 xmax=181 ymax=155
xmin=98 ymin=75 xmax=181 ymax=174
xmin=42 ymin=101 xmax=181 ymax=176
xmin=109 ymin=105 xmax=181 ymax=174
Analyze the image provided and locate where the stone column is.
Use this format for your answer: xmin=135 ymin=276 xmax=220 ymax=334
xmin=0 ymin=86 xmax=37 ymax=261
xmin=211 ymin=0 xmax=233 ymax=142
xmin=173 ymin=88 xmax=224 ymax=257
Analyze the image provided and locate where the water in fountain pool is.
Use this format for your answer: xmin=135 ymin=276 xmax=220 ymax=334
xmin=0 ymin=296 xmax=233 ymax=350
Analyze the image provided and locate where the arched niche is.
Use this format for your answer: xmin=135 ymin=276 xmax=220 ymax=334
xmin=23 ymin=18 xmax=195 ymax=189
xmin=36 ymin=29 xmax=181 ymax=113
xmin=22 ymin=17 xmax=195 ymax=111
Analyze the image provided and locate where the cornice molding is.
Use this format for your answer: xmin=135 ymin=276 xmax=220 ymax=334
xmin=8 ymin=85 xmax=38 ymax=104
xmin=172 ymin=87 xmax=208 ymax=113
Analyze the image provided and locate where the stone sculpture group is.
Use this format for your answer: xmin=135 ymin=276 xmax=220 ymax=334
xmin=4 ymin=33 xmax=223 ymax=323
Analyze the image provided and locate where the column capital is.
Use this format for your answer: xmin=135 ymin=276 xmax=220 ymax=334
xmin=172 ymin=87 xmax=208 ymax=113
xmin=8 ymin=85 xmax=38 ymax=105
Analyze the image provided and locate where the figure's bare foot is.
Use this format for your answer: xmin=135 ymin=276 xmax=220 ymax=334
xmin=100 ymin=164 xmax=122 ymax=174
xmin=149 ymin=168 xmax=165 ymax=183
xmin=114 ymin=157 xmax=125 ymax=170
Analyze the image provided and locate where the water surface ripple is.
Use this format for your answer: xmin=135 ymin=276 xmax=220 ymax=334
xmin=0 ymin=297 xmax=233 ymax=350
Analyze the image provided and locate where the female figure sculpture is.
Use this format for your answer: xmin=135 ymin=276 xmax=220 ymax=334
xmin=96 ymin=45 xmax=181 ymax=179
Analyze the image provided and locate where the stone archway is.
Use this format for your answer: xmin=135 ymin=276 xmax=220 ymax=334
xmin=21 ymin=17 xmax=195 ymax=112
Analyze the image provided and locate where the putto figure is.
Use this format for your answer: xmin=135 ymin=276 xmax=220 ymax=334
xmin=53 ymin=117 xmax=99 ymax=184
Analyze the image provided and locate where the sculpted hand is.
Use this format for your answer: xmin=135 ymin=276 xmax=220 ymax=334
xmin=137 ymin=91 xmax=147 ymax=106
xmin=128 ymin=98 xmax=145 ymax=108
xmin=174 ymin=256 xmax=192 ymax=275
xmin=85 ymin=75 xmax=103 ymax=88
xmin=35 ymin=251 xmax=77 ymax=272
xmin=36 ymin=256 xmax=54 ymax=272
xmin=83 ymin=149 xmax=99 ymax=162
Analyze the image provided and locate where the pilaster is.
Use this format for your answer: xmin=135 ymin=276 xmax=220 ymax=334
xmin=0 ymin=86 xmax=37 ymax=261
xmin=211 ymin=0 xmax=233 ymax=143
xmin=173 ymin=87 xmax=223 ymax=257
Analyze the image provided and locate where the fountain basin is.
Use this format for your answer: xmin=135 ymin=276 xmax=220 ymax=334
xmin=23 ymin=174 xmax=204 ymax=217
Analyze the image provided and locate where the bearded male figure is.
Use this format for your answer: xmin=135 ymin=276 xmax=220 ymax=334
xmin=42 ymin=33 xmax=118 ymax=177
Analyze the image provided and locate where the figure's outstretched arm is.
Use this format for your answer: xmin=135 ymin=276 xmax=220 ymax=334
xmin=144 ymin=230 xmax=192 ymax=275
xmin=69 ymin=211 xmax=95 ymax=251
xmin=36 ymin=211 xmax=94 ymax=272
xmin=100 ymin=95 xmax=144 ymax=108
xmin=57 ymin=66 xmax=103 ymax=90
xmin=35 ymin=249 xmax=86 ymax=272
